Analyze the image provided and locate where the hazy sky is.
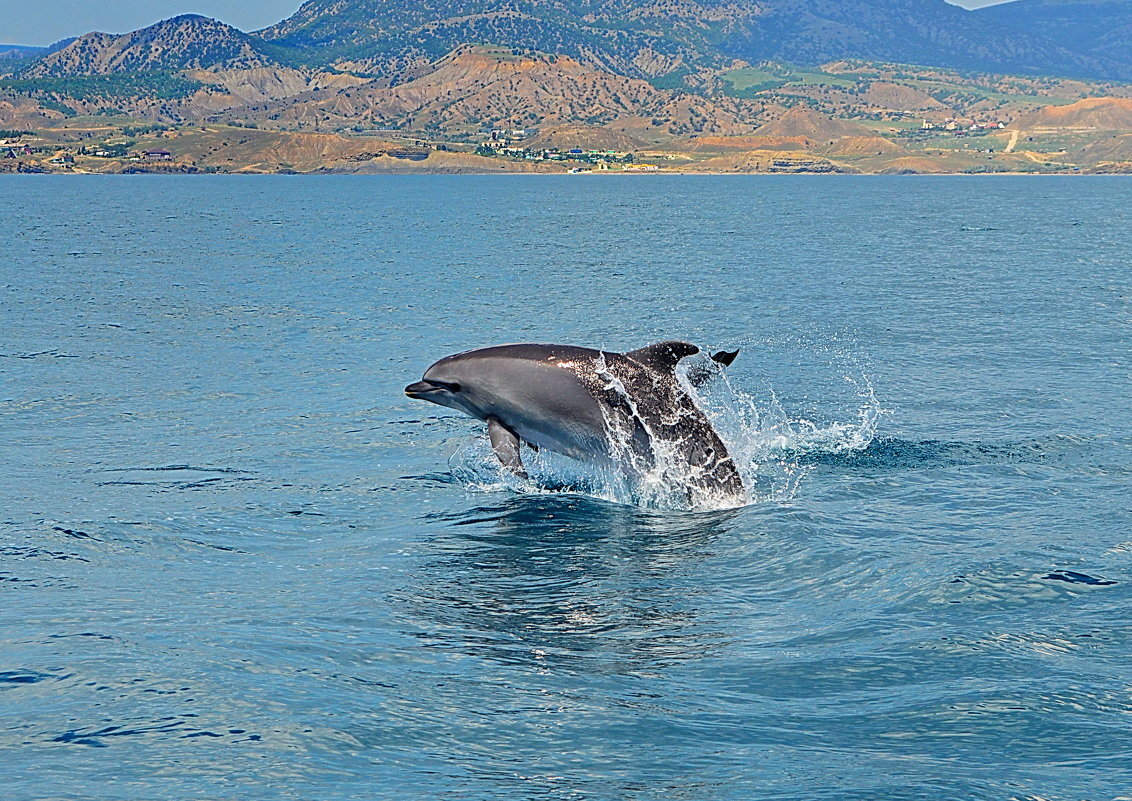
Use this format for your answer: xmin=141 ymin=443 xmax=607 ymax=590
xmin=0 ymin=1 xmax=302 ymax=45
xmin=1 ymin=0 xmax=1016 ymax=47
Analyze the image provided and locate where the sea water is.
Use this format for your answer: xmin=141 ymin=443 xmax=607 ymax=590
xmin=1 ymin=175 xmax=1129 ymax=800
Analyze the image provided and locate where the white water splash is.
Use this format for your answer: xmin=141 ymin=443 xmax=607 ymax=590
xmin=676 ymin=354 xmax=883 ymax=507
xmin=593 ymin=353 xmax=731 ymax=511
xmin=449 ymin=350 xmax=884 ymax=512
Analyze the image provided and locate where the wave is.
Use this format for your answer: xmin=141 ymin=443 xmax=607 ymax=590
xmin=796 ymin=433 xmax=1091 ymax=472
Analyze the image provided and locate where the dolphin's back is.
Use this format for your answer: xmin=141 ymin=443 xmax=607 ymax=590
xmin=441 ymin=343 xmax=607 ymax=367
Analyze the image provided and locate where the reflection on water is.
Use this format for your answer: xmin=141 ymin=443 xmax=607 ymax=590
xmin=409 ymin=497 xmax=742 ymax=674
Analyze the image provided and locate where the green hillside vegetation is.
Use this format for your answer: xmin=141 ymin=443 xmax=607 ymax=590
xmin=0 ymin=55 xmax=42 ymax=75
xmin=721 ymin=63 xmax=856 ymax=97
xmin=0 ymin=71 xmax=203 ymax=101
xmin=718 ymin=60 xmax=1106 ymax=109
xmin=893 ymin=76 xmax=1073 ymax=107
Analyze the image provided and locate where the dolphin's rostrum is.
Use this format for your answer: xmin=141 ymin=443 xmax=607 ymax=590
xmin=405 ymin=341 xmax=745 ymax=505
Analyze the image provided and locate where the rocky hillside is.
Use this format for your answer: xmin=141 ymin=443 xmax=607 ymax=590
xmin=1075 ymin=132 xmax=1132 ymax=163
xmin=1 ymin=45 xmax=47 ymax=61
xmin=1009 ymin=96 xmax=1132 ymax=130
xmin=752 ymin=106 xmax=872 ymax=139
xmin=258 ymin=0 xmax=725 ymax=77
xmin=734 ymin=0 xmax=1126 ymax=80
xmin=24 ymin=15 xmax=281 ymax=77
xmin=977 ymin=0 xmax=1132 ymax=69
xmin=256 ymin=0 xmax=1132 ymax=81
xmin=519 ymin=123 xmax=649 ymax=150
xmin=238 ymin=46 xmax=762 ymax=137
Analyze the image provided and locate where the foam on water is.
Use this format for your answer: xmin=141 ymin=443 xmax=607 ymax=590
xmin=449 ymin=351 xmax=884 ymax=512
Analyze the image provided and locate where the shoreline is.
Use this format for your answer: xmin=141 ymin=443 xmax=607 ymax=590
xmin=2 ymin=169 xmax=1124 ymax=177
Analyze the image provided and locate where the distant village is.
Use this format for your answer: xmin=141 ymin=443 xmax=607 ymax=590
xmin=918 ymin=119 xmax=1007 ymax=134
xmin=2 ymin=132 xmax=174 ymax=171
xmin=2 ymin=125 xmax=662 ymax=173
xmin=473 ymin=128 xmax=652 ymax=170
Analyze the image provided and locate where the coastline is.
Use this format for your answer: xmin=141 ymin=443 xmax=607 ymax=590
xmin=2 ymin=169 xmax=1123 ymax=176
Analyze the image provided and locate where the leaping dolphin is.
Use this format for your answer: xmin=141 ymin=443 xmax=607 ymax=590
xmin=405 ymin=341 xmax=745 ymax=503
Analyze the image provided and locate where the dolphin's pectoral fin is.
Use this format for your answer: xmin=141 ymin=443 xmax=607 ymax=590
xmin=626 ymin=341 xmax=700 ymax=373
xmin=488 ymin=418 xmax=528 ymax=479
xmin=710 ymin=349 xmax=740 ymax=367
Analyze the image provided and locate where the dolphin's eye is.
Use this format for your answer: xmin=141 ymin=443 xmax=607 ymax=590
xmin=429 ymin=379 xmax=461 ymax=393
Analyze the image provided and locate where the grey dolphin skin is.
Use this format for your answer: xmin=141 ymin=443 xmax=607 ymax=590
xmin=405 ymin=341 xmax=745 ymax=502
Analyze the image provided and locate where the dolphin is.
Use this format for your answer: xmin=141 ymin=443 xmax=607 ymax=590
xmin=405 ymin=341 xmax=745 ymax=503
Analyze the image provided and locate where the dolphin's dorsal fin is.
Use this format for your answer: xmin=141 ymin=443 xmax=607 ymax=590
xmin=626 ymin=341 xmax=700 ymax=372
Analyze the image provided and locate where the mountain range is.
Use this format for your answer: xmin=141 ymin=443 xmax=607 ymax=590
xmin=2 ymin=0 xmax=1131 ymax=175
xmin=5 ymin=0 xmax=1132 ymax=83
xmin=978 ymin=0 xmax=1132 ymax=69
xmin=21 ymin=16 xmax=277 ymax=77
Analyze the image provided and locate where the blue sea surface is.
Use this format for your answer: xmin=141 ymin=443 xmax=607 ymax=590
xmin=1 ymin=175 xmax=1129 ymax=800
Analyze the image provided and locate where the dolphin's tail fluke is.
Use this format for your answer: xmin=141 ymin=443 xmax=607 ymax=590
xmin=686 ymin=348 xmax=740 ymax=389
xmin=710 ymin=349 xmax=740 ymax=367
